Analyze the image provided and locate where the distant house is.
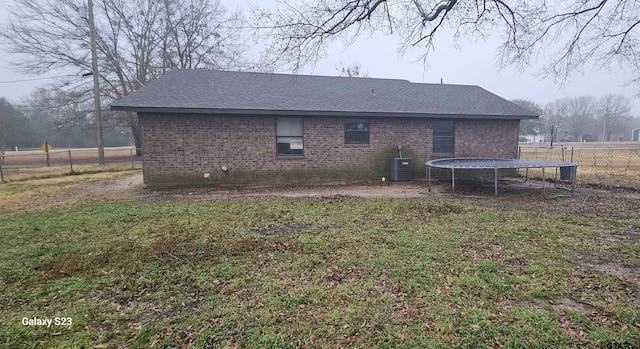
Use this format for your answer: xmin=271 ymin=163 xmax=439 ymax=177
xmin=581 ymin=133 xmax=598 ymax=142
xmin=110 ymin=69 xmax=538 ymax=187
xmin=522 ymin=135 xmax=546 ymax=143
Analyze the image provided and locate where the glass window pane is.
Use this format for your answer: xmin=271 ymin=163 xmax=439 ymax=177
xmin=433 ymin=120 xmax=454 ymax=137
xmin=433 ymin=120 xmax=454 ymax=154
xmin=433 ymin=137 xmax=454 ymax=154
xmin=277 ymin=136 xmax=303 ymax=155
xmin=345 ymin=119 xmax=370 ymax=144
xmin=345 ymin=131 xmax=369 ymax=144
xmin=276 ymin=118 xmax=303 ymax=136
xmin=345 ymin=119 xmax=369 ymax=131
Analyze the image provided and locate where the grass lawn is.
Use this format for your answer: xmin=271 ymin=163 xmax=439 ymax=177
xmin=1 ymin=192 xmax=639 ymax=348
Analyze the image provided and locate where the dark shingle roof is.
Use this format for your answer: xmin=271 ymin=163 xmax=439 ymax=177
xmin=110 ymin=69 xmax=538 ymax=119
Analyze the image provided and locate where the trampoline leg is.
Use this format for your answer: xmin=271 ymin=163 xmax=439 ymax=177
xmin=427 ymin=166 xmax=431 ymax=192
xmin=571 ymin=165 xmax=577 ymax=194
xmin=451 ymin=168 xmax=455 ymax=194
xmin=542 ymin=167 xmax=546 ymax=196
xmin=494 ymin=168 xmax=498 ymax=196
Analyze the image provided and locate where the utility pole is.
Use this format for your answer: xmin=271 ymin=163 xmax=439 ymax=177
xmin=85 ymin=0 xmax=105 ymax=164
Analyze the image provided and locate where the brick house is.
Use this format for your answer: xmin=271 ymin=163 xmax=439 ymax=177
xmin=111 ymin=69 xmax=538 ymax=187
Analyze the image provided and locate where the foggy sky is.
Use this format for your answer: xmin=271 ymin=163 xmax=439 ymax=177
xmin=0 ymin=0 xmax=638 ymax=117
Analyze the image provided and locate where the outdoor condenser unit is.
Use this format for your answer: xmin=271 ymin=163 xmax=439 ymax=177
xmin=390 ymin=158 xmax=412 ymax=182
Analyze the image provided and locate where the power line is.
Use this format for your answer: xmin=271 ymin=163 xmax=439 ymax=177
xmin=0 ymin=75 xmax=71 ymax=84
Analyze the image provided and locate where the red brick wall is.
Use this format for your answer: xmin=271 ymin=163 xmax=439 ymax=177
xmin=139 ymin=113 xmax=519 ymax=184
xmin=454 ymin=120 xmax=520 ymax=158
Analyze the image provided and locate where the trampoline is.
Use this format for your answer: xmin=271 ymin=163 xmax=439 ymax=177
xmin=425 ymin=158 xmax=578 ymax=196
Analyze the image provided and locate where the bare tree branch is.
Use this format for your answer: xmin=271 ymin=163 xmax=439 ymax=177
xmin=0 ymin=0 xmax=252 ymax=151
xmin=597 ymin=93 xmax=631 ymax=141
xmin=253 ymin=0 xmax=640 ymax=90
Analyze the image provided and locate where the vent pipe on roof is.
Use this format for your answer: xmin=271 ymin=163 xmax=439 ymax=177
xmin=371 ymin=88 xmax=375 ymax=96
xmin=440 ymin=78 xmax=443 ymax=84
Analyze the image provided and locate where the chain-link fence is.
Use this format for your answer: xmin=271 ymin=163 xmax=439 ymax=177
xmin=0 ymin=147 xmax=141 ymax=182
xmin=519 ymin=143 xmax=640 ymax=189
xmin=3 ymin=144 xmax=637 ymax=188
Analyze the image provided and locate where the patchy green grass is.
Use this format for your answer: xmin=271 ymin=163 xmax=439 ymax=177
xmin=1 ymin=198 xmax=639 ymax=348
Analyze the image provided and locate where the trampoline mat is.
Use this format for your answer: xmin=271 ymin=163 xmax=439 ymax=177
xmin=426 ymin=158 xmax=577 ymax=169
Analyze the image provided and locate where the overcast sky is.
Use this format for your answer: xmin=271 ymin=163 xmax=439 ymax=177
xmin=1 ymin=0 xmax=639 ymax=117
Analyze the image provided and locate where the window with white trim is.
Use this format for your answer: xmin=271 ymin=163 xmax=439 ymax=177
xmin=276 ymin=118 xmax=303 ymax=155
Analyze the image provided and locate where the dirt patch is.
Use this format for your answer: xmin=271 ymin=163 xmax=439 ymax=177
xmin=16 ymin=173 xmax=637 ymax=221
xmin=51 ymin=173 xmax=145 ymax=207
xmin=548 ymin=297 xmax=600 ymax=345
xmin=580 ymin=263 xmax=640 ymax=290
xmin=5 ymin=173 xmax=146 ymax=214
xmin=551 ymin=297 xmax=599 ymax=316
xmin=135 ymin=178 xmax=639 ymax=224
xmin=140 ymin=179 xmax=438 ymax=204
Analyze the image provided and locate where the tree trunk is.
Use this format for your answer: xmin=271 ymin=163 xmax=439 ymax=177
xmin=0 ymin=149 xmax=4 ymax=166
xmin=129 ymin=112 xmax=142 ymax=156
xmin=605 ymin=131 xmax=612 ymax=142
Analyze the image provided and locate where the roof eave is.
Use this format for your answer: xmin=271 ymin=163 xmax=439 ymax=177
xmin=110 ymin=106 xmax=539 ymax=119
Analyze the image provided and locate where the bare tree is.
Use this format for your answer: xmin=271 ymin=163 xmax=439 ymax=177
xmin=338 ymin=63 xmax=369 ymax=77
xmin=0 ymin=122 xmax=7 ymax=155
xmin=253 ymin=1 xmax=640 ymax=86
xmin=565 ymin=96 xmax=597 ymax=141
xmin=511 ymin=99 xmax=544 ymax=136
xmin=1 ymin=0 xmax=250 ymax=153
xmin=597 ymin=94 xmax=631 ymax=141
xmin=161 ymin=0 xmax=248 ymax=71
xmin=0 ymin=111 xmax=9 ymax=166
xmin=23 ymin=88 xmax=93 ymax=148
xmin=0 ymin=98 xmax=23 ymax=182
xmin=0 ymin=119 xmax=6 ymax=181
xmin=543 ymin=98 xmax=570 ymax=138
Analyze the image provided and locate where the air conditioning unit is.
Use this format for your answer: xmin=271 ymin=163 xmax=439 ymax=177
xmin=390 ymin=158 xmax=412 ymax=182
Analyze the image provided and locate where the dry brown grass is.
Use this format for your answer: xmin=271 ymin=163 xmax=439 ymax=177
xmin=0 ymin=147 xmax=138 ymax=184
xmin=1 ymin=163 xmax=139 ymax=182
xmin=0 ymin=169 xmax=141 ymax=215
xmin=2 ymin=147 xmax=136 ymax=167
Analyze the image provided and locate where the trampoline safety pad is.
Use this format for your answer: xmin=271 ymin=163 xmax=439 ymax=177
xmin=425 ymin=158 xmax=578 ymax=196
